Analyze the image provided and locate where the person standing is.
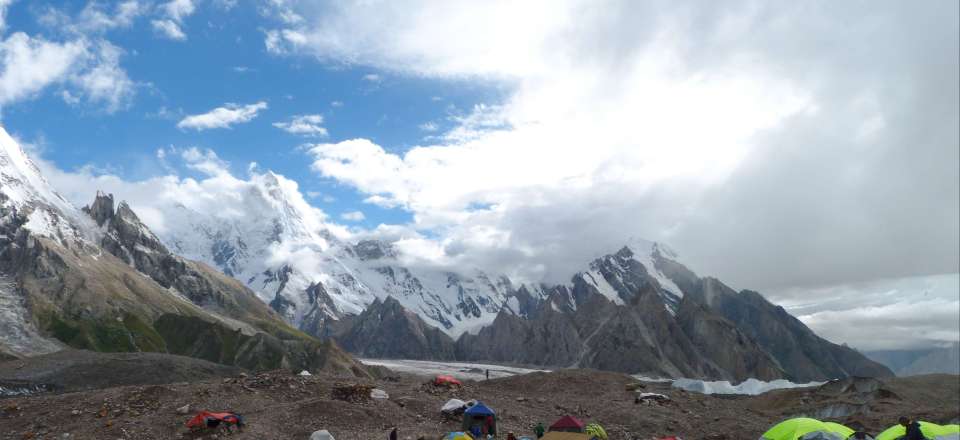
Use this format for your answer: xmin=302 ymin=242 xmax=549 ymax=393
xmin=534 ymin=422 xmax=545 ymax=439
xmin=485 ymin=369 xmax=490 ymax=380
xmin=389 ymin=427 xmax=398 ymax=440
xmin=899 ymin=417 xmax=924 ymax=440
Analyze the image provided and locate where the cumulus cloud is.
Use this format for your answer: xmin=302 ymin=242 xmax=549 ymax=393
xmin=151 ymin=0 xmax=195 ymax=41
xmin=177 ymin=101 xmax=268 ymax=130
xmin=281 ymin=1 xmax=958 ymax=287
xmin=0 ymin=34 xmax=135 ymax=112
xmin=162 ymin=0 xmax=195 ymax=20
xmin=273 ymin=114 xmax=327 ymax=137
xmin=340 ymin=210 xmax=365 ymax=222
xmin=263 ymin=28 xmax=307 ymax=54
xmin=151 ymin=19 xmax=185 ymax=40
xmin=0 ymin=0 xmax=14 ymax=33
xmin=34 ymin=145 xmax=336 ymax=242
xmin=780 ymin=274 xmax=960 ymax=351
xmin=0 ymin=33 xmax=86 ymax=106
xmin=264 ymin=0 xmax=960 ymax=350
xmin=67 ymin=40 xmax=136 ymax=112
xmin=72 ymin=1 xmax=144 ymax=34
xmin=0 ymin=3 xmax=139 ymax=113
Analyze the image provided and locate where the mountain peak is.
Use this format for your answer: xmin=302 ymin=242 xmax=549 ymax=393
xmin=622 ymin=237 xmax=678 ymax=260
xmin=0 ymin=127 xmax=98 ymax=247
xmin=84 ymin=192 xmax=115 ymax=227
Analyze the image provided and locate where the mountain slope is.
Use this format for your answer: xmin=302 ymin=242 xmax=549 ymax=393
xmin=656 ymin=253 xmax=893 ymax=381
xmin=868 ymin=343 xmax=960 ymax=376
xmin=452 ymin=283 xmax=785 ymax=381
xmin=1 ymin=125 xmax=893 ymax=382
xmin=0 ymin=127 xmax=372 ymax=376
xmin=147 ymin=173 xmax=520 ymax=340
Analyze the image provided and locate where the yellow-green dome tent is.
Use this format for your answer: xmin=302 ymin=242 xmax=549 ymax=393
xmin=876 ymin=422 xmax=959 ymax=440
xmin=823 ymin=422 xmax=856 ymax=438
xmin=585 ymin=423 xmax=608 ymax=440
xmin=761 ymin=418 xmax=854 ymax=440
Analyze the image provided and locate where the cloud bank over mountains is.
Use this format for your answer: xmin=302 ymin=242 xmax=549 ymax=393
xmin=6 ymin=0 xmax=957 ymax=351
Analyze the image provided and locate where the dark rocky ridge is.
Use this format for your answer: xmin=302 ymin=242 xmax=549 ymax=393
xmin=333 ymin=247 xmax=892 ymax=382
xmin=0 ymin=189 xmax=374 ymax=376
xmin=337 ymin=297 xmax=457 ymax=360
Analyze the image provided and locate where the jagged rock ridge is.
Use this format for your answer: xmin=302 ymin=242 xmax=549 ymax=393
xmin=0 ymin=127 xmax=372 ymax=376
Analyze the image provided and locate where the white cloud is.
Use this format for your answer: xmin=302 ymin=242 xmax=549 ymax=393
xmin=152 ymin=0 xmax=195 ymax=41
xmin=0 ymin=32 xmax=86 ymax=106
xmin=306 ymin=191 xmax=335 ymax=203
xmin=330 ymin=100 xmax=343 ymax=107
xmin=33 ymin=146 xmax=335 ymax=242
xmin=0 ymin=4 xmax=139 ymax=113
xmin=305 ymin=191 xmax=337 ymax=203
xmin=272 ymin=114 xmax=327 ymax=137
xmin=177 ymin=101 xmax=268 ymax=130
xmin=213 ymin=0 xmax=237 ymax=10
xmin=162 ymin=0 xmax=195 ymax=22
xmin=283 ymin=1 xmax=958 ymax=297
xmin=340 ymin=210 xmax=365 ymax=222
xmin=71 ymin=1 xmax=144 ymax=34
xmin=263 ymin=28 xmax=307 ymax=54
xmin=781 ymin=273 xmax=960 ymax=351
xmin=151 ymin=19 xmax=186 ymax=41
xmin=67 ymin=40 xmax=135 ymax=112
xmin=180 ymin=147 xmax=230 ymax=176
xmin=362 ymin=73 xmax=381 ymax=82
xmin=418 ymin=121 xmax=438 ymax=132
xmin=0 ymin=0 xmax=15 ymax=33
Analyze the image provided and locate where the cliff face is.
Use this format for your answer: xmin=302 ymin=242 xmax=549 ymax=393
xmin=335 ymin=297 xmax=457 ymax=360
xmin=0 ymin=133 xmax=373 ymax=376
xmin=683 ymin=278 xmax=893 ymax=382
xmin=453 ymin=285 xmax=784 ymax=382
xmin=335 ymin=247 xmax=891 ymax=382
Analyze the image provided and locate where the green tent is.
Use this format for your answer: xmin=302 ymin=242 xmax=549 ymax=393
xmin=876 ymin=422 xmax=960 ymax=440
xmin=761 ymin=418 xmax=854 ymax=440
xmin=823 ymin=423 xmax=856 ymax=438
xmin=585 ymin=423 xmax=608 ymax=440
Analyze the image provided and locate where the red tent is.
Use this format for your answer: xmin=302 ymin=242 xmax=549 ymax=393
xmin=549 ymin=415 xmax=586 ymax=432
xmin=185 ymin=411 xmax=244 ymax=430
xmin=434 ymin=375 xmax=463 ymax=387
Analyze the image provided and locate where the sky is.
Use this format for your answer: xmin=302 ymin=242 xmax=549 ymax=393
xmin=0 ymin=0 xmax=957 ymax=351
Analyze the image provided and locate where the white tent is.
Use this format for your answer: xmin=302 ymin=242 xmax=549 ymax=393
xmin=442 ymin=398 xmax=467 ymax=414
xmin=310 ymin=429 xmax=335 ymax=440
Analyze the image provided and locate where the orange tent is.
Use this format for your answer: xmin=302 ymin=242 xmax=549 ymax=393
xmin=435 ymin=375 xmax=463 ymax=386
xmin=185 ymin=411 xmax=244 ymax=430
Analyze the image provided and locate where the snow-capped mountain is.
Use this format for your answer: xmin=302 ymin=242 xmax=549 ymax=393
xmin=80 ymin=157 xmax=706 ymax=342
xmin=0 ymin=127 xmax=894 ymax=381
xmin=149 ymin=171 xmax=523 ymax=338
xmin=0 ymin=127 xmax=370 ymax=374
xmin=558 ymin=239 xmax=685 ymax=314
xmin=0 ymin=129 xmax=693 ymax=343
xmin=0 ymin=129 xmax=100 ymax=251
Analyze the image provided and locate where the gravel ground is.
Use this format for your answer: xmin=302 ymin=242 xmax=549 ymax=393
xmin=0 ymin=353 xmax=957 ymax=440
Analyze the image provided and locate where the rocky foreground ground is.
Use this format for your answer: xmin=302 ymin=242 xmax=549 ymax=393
xmin=0 ymin=351 xmax=957 ymax=440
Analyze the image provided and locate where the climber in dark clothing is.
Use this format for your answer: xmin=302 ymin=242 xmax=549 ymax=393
xmin=389 ymin=427 xmax=398 ymax=440
xmin=899 ymin=417 xmax=924 ymax=440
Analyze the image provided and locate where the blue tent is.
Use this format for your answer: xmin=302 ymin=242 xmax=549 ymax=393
xmin=462 ymin=401 xmax=497 ymax=437
xmin=464 ymin=402 xmax=496 ymax=417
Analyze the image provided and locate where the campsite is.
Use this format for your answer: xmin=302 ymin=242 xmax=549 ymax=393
xmin=0 ymin=351 xmax=957 ymax=439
